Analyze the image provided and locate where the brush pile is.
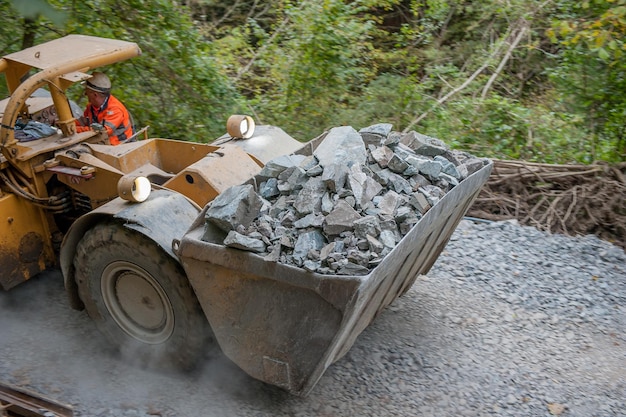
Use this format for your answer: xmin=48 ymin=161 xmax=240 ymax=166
xmin=468 ymin=159 xmax=626 ymax=250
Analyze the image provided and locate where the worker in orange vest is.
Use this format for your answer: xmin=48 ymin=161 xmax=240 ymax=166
xmin=76 ymin=72 xmax=134 ymax=145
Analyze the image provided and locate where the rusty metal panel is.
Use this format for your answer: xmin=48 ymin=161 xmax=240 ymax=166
xmin=0 ymin=191 xmax=55 ymax=291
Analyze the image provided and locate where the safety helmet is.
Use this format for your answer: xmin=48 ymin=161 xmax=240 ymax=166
xmin=84 ymin=72 xmax=111 ymax=94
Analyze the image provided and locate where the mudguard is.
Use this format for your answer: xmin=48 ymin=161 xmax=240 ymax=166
xmin=60 ymin=189 xmax=200 ymax=310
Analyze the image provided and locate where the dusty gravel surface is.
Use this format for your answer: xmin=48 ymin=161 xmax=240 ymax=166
xmin=1 ymin=220 xmax=624 ymax=417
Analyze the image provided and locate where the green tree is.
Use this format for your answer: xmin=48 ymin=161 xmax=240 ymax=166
xmin=2 ymin=0 xmax=625 ymax=161
xmin=547 ymin=0 xmax=626 ymax=161
xmin=63 ymin=0 xmax=244 ymax=141
xmin=207 ymin=0 xmax=377 ymax=139
xmin=3 ymin=0 xmax=243 ymax=141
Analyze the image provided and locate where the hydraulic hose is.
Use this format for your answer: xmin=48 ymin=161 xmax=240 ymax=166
xmin=0 ymin=170 xmax=70 ymax=211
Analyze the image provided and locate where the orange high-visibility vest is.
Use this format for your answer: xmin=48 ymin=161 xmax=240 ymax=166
xmin=76 ymin=94 xmax=133 ymax=145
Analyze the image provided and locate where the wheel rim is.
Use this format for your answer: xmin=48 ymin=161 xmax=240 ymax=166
xmin=101 ymin=261 xmax=175 ymax=344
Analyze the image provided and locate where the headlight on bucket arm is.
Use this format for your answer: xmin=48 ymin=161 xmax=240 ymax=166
xmin=118 ymin=175 xmax=151 ymax=202
xmin=227 ymin=115 xmax=255 ymax=139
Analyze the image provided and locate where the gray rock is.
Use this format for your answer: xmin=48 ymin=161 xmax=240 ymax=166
xmin=258 ymin=154 xmax=307 ymax=178
xmin=395 ymin=205 xmax=418 ymax=223
xmin=382 ymin=131 xmax=401 ymax=147
xmin=359 ymin=123 xmax=393 ymax=147
xmin=205 ymin=184 xmax=263 ymax=232
xmin=435 ymin=155 xmax=461 ymax=179
xmin=409 ymin=192 xmax=431 ymax=214
xmin=314 ymin=126 xmax=367 ymax=168
xmin=371 ymin=146 xmax=395 ymax=168
xmin=347 ymin=164 xmax=383 ymax=209
xmin=462 ymin=157 xmax=487 ymax=177
xmin=388 ymin=154 xmax=410 ymax=174
xmin=409 ymin=173 xmax=432 ymax=189
xmin=293 ymin=230 xmax=326 ymax=265
xmin=337 ymin=261 xmax=370 ymax=276
xmin=419 ymin=185 xmax=444 ymax=206
xmin=353 ymin=215 xmax=381 ymax=240
xmin=320 ymin=241 xmax=338 ymax=261
xmin=306 ymin=164 xmax=324 ymax=176
xmin=375 ymin=169 xmax=413 ymax=194
xmin=378 ymin=229 xmax=397 ymax=250
xmin=268 ymin=195 xmax=291 ymax=217
xmin=366 ymin=234 xmax=385 ymax=254
xmin=414 ymin=158 xmax=443 ymax=179
xmin=285 ymin=166 xmax=309 ymax=191
xmin=400 ymin=131 xmax=448 ymax=156
xmin=323 ymin=200 xmax=362 ymax=236
xmin=294 ymin=177 xmax=326 ymax=215
xmin=259 ymin=178 xmax=280 ymax=199
xmin=299 ymin=155 xmax=319 ymax=171
xmin=439 ymin=173 xmax=460 ymax=188
xmin=294 ymin=213 xmax=325 ymax=229
xmin=223 ymin=230 xmax=267 ymax=253
xmin=359 ymin=123 xmax=393 ymax=136
xmin=377 ymin=190 xmax=401 ymax=216
xmin=321 ymin=192 xmax=335 ymax=214
xmin=303 ymin=259 xmax=322 ymax=272
xmin=322 ymin=163 xmax=349 ymax=192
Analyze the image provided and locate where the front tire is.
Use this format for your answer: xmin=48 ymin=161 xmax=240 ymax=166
xmin=74 ymin=221 xmax=210 ymax=370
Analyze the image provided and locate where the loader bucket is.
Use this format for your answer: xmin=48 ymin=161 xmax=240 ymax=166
xmin=177 ymin=155 xmax=492 ymax=396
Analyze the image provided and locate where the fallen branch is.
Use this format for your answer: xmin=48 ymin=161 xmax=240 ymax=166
xmin=403 ymin=18 xmax=531 ymax=133
xmin=402 ymin=60 xmax=490 ymax=133
xmin=481 ymin=21 xmax=529 ymax=99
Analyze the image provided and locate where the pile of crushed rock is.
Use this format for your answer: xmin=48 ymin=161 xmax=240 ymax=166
xmin=202 ymin=124 xmax=489 ymax=275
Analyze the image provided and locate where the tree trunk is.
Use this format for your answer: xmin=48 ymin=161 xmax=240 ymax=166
xmin=21 ymin=17 xmax=37 ymax=50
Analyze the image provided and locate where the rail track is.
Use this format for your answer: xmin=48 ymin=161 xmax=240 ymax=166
xmin=0 ymin=382 xmax=73 ymax=417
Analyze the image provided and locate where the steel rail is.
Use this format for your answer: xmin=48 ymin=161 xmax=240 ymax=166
xmin=0 ymin=382 xmax=73 ymax=417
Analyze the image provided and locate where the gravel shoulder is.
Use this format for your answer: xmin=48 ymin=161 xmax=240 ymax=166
xmin=1 ymin=220 xmax=624 ymax=416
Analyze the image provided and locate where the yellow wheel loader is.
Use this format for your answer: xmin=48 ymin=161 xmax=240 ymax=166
xmin=1 ymin=35 xmax=492 ymax=396
xmin=0 ymin=34 xmax=301 ymax=369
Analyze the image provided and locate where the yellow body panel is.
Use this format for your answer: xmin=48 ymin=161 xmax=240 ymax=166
xmin=53 ymin=139 xmax=264 ymax=208
xmin=164 ymin=144 xmax=263 ymax=207
xmin=0 ymin=190 xmax=55 ymax=290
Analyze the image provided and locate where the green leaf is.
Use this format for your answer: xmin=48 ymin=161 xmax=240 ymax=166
xmin=597 ymin=47 xmax=610 ymax=59
xmin=11 ymin=0 xmax=67 ymax=26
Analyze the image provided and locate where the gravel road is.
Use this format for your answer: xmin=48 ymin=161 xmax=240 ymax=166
xmin=1 ymin=220 xmax=624 ymax=417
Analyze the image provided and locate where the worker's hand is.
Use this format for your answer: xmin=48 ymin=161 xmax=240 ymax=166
xmin=90 ymin=123 xmax=104 ymax=132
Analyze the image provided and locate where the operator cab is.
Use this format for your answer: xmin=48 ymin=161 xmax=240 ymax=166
xmin=0 ymin=35 xmax=141 ymax=163
xmin=0 ymin=88 xmax=83 ymax=142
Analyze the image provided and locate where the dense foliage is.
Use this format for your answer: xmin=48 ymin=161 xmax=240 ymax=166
xmin=3 ymin=0 xmax=625 ymax=163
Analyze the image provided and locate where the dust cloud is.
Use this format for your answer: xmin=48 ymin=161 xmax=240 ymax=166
xmin=0 ymin=269 xmax=286 ymax=416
